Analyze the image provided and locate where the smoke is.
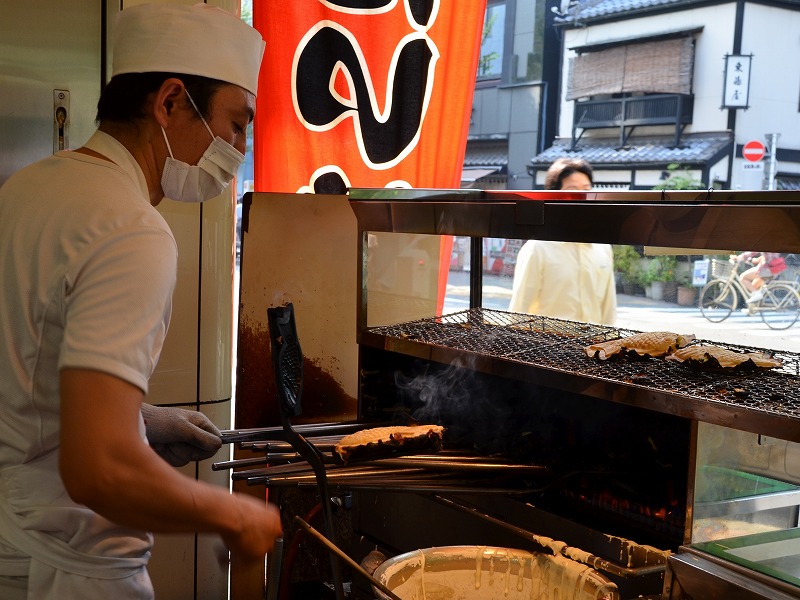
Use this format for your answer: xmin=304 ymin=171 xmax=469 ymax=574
xmin=393 ymin=355 xmax=549 ymax=457
xmin=395 ymin=355 xmax=479 ymax=422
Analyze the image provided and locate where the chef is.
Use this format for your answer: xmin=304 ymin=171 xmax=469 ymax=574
xmin=0 ymin=4 xmax=281 ymax=599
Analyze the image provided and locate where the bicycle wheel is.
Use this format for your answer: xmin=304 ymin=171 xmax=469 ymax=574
xmin=759 ymin=283 xmax=800 ymax=330
xmin=699 ymin=279 xmax=737 ymax=322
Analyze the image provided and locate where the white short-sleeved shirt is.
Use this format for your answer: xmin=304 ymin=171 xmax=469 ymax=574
xmin=0 ymin=131 xmax=177 ymax=466
xmin=0 ymin=131 xmax=176 ymax=591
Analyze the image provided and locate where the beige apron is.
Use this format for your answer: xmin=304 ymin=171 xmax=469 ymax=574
xmin=0 ymin=447 xmax=154 ymax=599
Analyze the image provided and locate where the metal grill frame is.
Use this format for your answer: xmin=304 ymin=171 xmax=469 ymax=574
xmin=349 ymin=191 xmax=800 ymax=600
xmin=362 ymin=308 xmax=800 ymax=442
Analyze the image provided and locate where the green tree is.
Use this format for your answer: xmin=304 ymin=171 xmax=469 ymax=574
xmin=241 ymin=0 xmax=252 ymax=24
xmin=653 ymin=163 xmax=706 ymax=190
xmin=478 ymin=13 xmax=500 ymax=76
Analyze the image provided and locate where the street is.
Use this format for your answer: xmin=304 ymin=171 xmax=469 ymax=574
xmin=444 ymin=271 xmax=800 ymax=353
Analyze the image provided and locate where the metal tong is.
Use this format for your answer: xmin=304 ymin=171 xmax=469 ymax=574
xmin=267 ymin=303 xmax=345 ymax=600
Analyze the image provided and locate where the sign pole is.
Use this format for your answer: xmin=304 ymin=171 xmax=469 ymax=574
xmin=742 ymin=139 xmax=766 ymax=190
xmin=765 ymin=133 xmax=780 ymax=191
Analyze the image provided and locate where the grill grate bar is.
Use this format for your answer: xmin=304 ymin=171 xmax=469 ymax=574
xmin=368 ymin=308 xmax=800 ymax=419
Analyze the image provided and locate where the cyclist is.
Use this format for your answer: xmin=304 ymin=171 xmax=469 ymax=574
xmin=732 ymin=251 xmax=788 ymax=304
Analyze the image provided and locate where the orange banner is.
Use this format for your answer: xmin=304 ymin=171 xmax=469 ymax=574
xmin=253 ymin=0 xmax=487 ymax=193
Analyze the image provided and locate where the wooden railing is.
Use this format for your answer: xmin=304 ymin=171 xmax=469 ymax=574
xmin=571 ymin=94 xmax=694 ymax=149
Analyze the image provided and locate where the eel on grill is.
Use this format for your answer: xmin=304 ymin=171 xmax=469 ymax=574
xmin=665 ymin=345 xmax=783 ymax=370
xmin=333 ymin=424 xmax=445 ymax=464
xmin=584 ymin=331 xmax=696 ymax=360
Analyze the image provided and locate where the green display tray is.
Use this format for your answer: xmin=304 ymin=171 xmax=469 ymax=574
xmin=696 ymin=466 xmax=799 ymax=503
xmin=693 ymin=527 xmax=800 ymax=587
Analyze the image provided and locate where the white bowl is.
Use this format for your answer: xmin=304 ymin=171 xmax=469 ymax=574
xmin=372 ymin=545 xmax=619 ymax=600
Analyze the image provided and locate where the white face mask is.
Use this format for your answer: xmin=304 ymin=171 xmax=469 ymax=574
xmin=160 ymin=91 xmax=245 ymax=203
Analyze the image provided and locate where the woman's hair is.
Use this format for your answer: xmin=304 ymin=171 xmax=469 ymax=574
xmin=96 ymin=72 xmax=226 ymax=124
xmin=544 ymin=157 xmax=594 ymax=190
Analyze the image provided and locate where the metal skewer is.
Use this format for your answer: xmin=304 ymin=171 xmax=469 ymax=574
xmin=220 ymin=421 xmax=385 ymax=443
xmin=293 ymin=516 xmax=402 ymax=600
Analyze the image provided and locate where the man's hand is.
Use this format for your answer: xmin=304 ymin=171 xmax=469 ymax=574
xmin=222 ymin=495 xmax=283 ymax=562
xmin=141 ymin=404 xmax=222 ymax=466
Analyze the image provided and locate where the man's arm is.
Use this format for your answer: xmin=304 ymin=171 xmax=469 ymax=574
xmin=59 ymin=368 xmax=280 ymax=562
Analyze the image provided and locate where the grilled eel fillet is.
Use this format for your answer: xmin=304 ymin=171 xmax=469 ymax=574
xmin=333 ymin=424 xmax=445 ymax=464
xmin=584 ymin=331 xmax=696 ymax=360
xmin=665 ymin=345 xmax=783 ymax=370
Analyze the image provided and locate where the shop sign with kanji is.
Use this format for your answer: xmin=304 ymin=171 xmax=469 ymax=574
xmin=722 ymin=54 xmax=752 ymax=109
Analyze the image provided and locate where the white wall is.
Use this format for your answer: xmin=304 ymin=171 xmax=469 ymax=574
xmin=559 ymin=4 xmax=738 ymax=137
xmin=558 ymin=1 xmax=800 ymax=189
xmin=734 ymin=3 xmax=800 ymax=187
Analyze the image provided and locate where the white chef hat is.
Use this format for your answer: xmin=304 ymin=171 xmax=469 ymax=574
xmin=111 ymin=3 xmax=266 ymax=96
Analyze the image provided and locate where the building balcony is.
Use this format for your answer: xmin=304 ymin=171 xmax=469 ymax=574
xmin=571 ymin=93 xmax=694 ymax=150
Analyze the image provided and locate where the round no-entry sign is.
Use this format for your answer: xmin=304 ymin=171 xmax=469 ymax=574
xmin=743 ymin=140 xmax=767 ymax=162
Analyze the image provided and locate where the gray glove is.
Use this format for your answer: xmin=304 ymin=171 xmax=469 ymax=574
xmin=141 ymin=403 xmax=222 ymax=467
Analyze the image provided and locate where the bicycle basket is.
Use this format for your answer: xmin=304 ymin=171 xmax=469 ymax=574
xmin=711 ymin=259 xmax=734 ymax=278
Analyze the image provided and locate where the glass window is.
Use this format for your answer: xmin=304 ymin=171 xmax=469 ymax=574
xmin=478 ymin=2 xmax=505 ymax=79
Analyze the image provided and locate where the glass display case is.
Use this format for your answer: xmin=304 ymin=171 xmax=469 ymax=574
xmin=348 ymin=187 xmax=800 ymax=599
xmin=685 ymin=422 xmax=800 ymax=591
xmin=237 ymin=188 xmax=800 ymax=599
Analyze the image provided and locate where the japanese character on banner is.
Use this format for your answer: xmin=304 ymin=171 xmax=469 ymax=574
xmin=253 ymin=0 xmax=487 ymax=193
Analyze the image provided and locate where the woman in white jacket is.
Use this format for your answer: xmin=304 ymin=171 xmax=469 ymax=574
xmin=509 ymin=157 xmax=617 ymax=325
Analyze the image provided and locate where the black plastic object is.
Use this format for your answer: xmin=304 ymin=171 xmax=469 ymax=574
xmin=266 ymin=303 xmax=345 ymax=600
xmin=267 ymin=303 xmax=304 ymax=418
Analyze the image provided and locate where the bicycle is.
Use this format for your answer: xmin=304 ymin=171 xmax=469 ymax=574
xmin=698 ymin=258 xmax=800 ymax=330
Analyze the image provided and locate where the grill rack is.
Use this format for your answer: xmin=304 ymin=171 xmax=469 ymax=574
xmin=365 ymin=308 xmax=800 ymax=424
